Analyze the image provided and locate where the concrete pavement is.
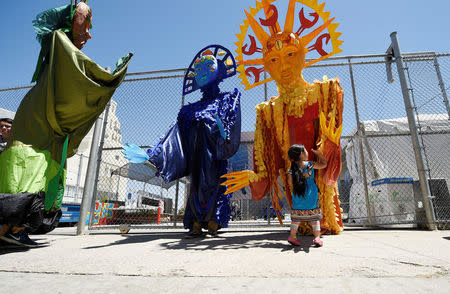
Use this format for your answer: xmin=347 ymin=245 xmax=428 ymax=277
xmin=1 ymin=227 xmax=449 ymax=293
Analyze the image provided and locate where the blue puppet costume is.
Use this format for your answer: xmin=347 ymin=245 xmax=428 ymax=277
xmin=123 ymin=45 xmax=241 ymax=237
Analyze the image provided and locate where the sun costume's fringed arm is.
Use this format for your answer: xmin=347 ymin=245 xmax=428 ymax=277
xmin=317 ymin=77 xmax=344 ymax=186
xmin=249 ymin=100 xmax=287 ymax=225
xmin=249 ymin=102 xmax=284 ymax=195
xmin=252 ymin=104 xmax=269 ymax=178
xmin=249 ymin=103 xmax=270 ymax=201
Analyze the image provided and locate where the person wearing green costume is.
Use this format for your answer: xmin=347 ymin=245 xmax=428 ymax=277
xmin=0 ymin=0 xmax=133 ymax=247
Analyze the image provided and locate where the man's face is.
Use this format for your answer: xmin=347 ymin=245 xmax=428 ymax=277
xmin=72 ymin=2 xmax=92 ymax=49
xmin=0 ymin=121 xmax=12 ymax=139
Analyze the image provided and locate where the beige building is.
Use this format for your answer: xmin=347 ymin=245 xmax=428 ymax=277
xmin=64 ymin=100 xmax=128 ymax=204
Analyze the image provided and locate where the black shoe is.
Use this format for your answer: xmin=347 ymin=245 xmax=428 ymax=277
xmin=207 ymin=230 xmax=218 ymax=237
xmin=207 ymin=221 xmax=219 ymax=237
xmin=185 ymin=231 xmax=203 ymax=239
xmin=0 ymin=231 xmax=38 ymax=247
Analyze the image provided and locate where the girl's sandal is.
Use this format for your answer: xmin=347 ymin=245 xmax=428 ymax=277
xmin=313 ymin=237 xmax=323 ymax=247
xmin=288 ymin=236 xmax=300 ymax=246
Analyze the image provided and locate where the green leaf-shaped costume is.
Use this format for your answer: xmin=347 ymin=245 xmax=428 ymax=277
xmin=0 ymin=3 xmax=132 ymax=231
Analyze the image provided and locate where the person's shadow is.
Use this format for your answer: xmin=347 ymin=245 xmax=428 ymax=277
xmin=83 ymin=230 xmax=320 ymax=253
xmin=0 ymin=238 xmax=50 ymax=255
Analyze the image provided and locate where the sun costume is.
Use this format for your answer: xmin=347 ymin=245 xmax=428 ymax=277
xmin=222 ymin=0 xmax=344 ymax=234
xmin=123 ymin=45 xmax=241 ymax=237
xmin=0 ymin=0 xmax=132 ymax=233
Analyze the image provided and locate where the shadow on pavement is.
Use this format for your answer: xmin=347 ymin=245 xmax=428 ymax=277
xmin=0 ymin=243 xmax=30 ymax=255
xmin=0 ymin=239 xmax=50 ymax=255
xmin=82 ymin=230 xmax=324 ymax=253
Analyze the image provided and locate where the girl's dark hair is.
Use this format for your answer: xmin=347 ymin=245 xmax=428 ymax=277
xmin=288 ymin=144 xmax=306 ymax=197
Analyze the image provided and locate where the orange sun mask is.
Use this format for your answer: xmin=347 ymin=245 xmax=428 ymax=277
xmin=235 ymin=0 xmax=343 ymax=89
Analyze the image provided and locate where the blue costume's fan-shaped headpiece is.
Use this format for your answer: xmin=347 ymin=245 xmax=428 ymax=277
xmin=182 ymin=44 xmax=237 ymax=95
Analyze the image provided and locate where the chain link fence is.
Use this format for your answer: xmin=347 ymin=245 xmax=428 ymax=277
xmin=403 ymin=54 xmax=450 ymax=229
xmin=1 ymin=52 xmax=449 ymax=231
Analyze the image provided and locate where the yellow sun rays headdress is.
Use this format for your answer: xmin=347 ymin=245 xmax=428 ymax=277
xmin=235 ymin=0 xmax=343 ymax=90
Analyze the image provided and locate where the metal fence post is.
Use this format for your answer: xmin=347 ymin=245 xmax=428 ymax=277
xmin=263 ymin=71 xmax=271 ymax=225
xmin=87 ymin=101 xmax=112 ymax=229
xmin=348 ymin=58 xmax=374 ymax=225
xmin=74 ymin=154 xmax=84 ymax=203
xmin=173 ymin=181 xmax=180 ymax=227
xmin=76 ymin=113 xmax=104 ymax=235
xmin=173 ymin=92 xmax=186 ymax=227
xmin=389 ymin=32 xmax=437 ymax=230
xmin=432 ymin=55 xmax=450 ymax=118
xmin=115 ymin=166 xmax=121 ymax=201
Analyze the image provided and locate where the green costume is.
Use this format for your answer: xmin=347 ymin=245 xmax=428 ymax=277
xmin=0 ymin=3 xmax=132 ymax=232
xmin=0 ymin=30 xmax=131 ymax=211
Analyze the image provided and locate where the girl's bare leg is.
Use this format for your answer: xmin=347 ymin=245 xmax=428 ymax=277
xmin=288 ymin=221 xmax=301 ymax=246
xmin=310 ymin=220 xmax=323 ymax=246
xmin=290 ymin=221 xmax=299 ymax=238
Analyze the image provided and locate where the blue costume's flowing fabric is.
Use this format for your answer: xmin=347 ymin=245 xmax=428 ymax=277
xmin=148 ymin=84 xmax=241 ymax=230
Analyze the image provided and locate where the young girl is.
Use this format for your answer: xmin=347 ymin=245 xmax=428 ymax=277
xmin=287 ymin=144 xmax=327 ymax=247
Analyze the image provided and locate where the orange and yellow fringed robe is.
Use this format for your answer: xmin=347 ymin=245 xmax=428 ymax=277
xmin=249 ymin=76 xmax=344 ymax=234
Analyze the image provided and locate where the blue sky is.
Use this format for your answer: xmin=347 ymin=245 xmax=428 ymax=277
xmin=1 ymin=0 xmax=450 ymax=88
xmin=1 ymin=0 xmax=449 ymax=144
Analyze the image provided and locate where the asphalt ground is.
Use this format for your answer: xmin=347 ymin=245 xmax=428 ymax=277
xmin=1 ymin=226 xmax=449 ymax=293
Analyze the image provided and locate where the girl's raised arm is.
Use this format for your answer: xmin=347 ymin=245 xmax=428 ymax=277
xmin=311 ymin=149 xmax=327 ymax=169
